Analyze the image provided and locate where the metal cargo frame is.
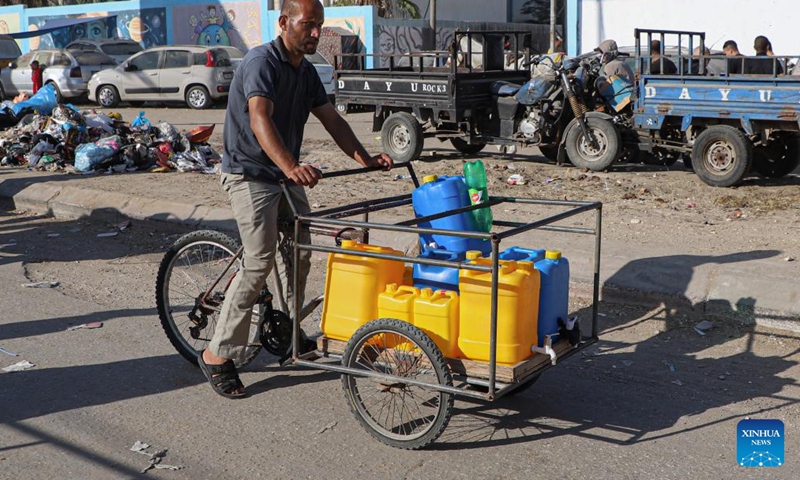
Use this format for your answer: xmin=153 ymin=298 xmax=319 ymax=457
xmin=281 ymin=162 xmax=602 ymax=401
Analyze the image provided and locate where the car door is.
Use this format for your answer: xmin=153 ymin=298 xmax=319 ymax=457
xmin=12 ymin=52 xmax=43 ymax=94
xmin=160 ymin=49 xmax=192 ymax=101
xmin=1 ymin=52 xmax=33 ymax=96
xmin=122 ymin=50 xmax=162 ymax=100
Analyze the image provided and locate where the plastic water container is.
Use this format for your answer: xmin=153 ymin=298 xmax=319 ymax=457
xmin=499 ymin=246 xmax=546 ymax=264
xmin=321 ymin=240 xmax=405 ymax=341
xmin=403 ymin=265 xmax=414 ymax=286
xmin=458 ymin=252 xmax=541 ymax=365
xmin=535 ymin=250 xmax=570 ymax=346
xmin=411 ymin=175 xmax=491 ymax=255
xmin=413 ymin=249 xmax=464 ymax=291
xmin=378 ymin=284 xmax=419 ymax=324
xmin=414 ymin=288 xmax=460 ymax=358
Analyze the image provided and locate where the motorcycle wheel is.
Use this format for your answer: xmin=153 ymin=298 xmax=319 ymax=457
xmin=565 ymin=117 xmax=621 ymax=171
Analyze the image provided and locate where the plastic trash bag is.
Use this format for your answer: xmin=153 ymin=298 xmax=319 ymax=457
xmin=84 ymin=113 xmax=115 ymax=133
xmin=74 ymin=135 xmax=122 ymax=172
xmin=11 ymin=83 xmax=58 ymax=117
xmin=130 ymin=111 xmax=151 ymax=131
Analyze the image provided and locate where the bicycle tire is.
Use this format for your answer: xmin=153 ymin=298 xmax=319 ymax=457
xmin=341 ymin=318 xmax=454 ymax=450
xmin=155 ymin=230 xmax=261 ymax=368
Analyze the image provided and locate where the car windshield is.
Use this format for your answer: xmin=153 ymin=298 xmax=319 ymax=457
xmin=102 ymin=43 xmax=143 ymax=56
xmin=75 ymin=51 xmax=116 ymax=66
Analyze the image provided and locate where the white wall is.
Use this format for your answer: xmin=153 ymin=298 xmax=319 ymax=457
xmin=408 ymin=0 xmax=508 ymax=23
xmin=578 ymin=0 xmax=800 ymax=55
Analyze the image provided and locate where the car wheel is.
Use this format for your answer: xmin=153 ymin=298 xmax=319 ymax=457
xmin=96 ymin=85 xmax=120 ymax=108
xmin=186 ymin=86 xmax=212 ymax=110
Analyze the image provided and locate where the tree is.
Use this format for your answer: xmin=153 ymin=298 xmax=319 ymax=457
xmin=334 ymin=0 xmax=421 ymax=19
xmin=520 ymin=0 xmax=564 ymax=24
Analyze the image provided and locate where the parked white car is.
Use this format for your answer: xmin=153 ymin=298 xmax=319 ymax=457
xmin=88 ymin=45 xmax=236 ymax=109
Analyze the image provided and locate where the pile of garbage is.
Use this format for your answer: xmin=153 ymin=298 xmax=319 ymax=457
xmin=0 ymin=84 xmax=220 ymax=174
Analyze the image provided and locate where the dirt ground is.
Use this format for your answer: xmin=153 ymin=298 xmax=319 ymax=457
xmin=53 ymin=122 xmax=800 ymax=261
xmin=5 ymin=107 xmax=800 ymax=259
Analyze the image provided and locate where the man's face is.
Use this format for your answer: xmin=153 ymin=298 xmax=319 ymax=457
xmin=280 ymin=1 xmax=324 ymax=55
xmin=723 ymin=46 xmax=735 ymax=56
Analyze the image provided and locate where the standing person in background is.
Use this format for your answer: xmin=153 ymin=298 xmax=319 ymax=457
xmin=649 ymin=40 xmax=677 ymax=74
xmin=744 ymin=35 xmax=783 ymax=75
xmin=723 ymin=40 xmax=744 ymax=74
xmin=197 ymin=0 xmax=393 ymax=399
xmin=30 ymin=60 xmax=42 ymax=94
xmin=765 ymin=38 xmax=788 ymax=74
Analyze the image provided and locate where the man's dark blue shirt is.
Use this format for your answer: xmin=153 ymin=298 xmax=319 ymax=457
xmin=222 ymin=37 xmax=329 ymax=182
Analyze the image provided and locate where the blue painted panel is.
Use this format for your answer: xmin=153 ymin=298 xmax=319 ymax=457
xmin=635 ymin=76 xmax=800 ymax=130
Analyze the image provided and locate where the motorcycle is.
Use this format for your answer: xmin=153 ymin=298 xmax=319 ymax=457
xmin=490 ymin=51 xmax=633 ymax=171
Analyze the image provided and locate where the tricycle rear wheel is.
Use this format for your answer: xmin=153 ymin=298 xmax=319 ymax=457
xmin=156 ymin=230 xmax=261 ymax=368
xmin=381 ymin=112 xmax=424 ymax=162
xmin=691 ymin=125 xmax=752 ymax=187
xmin=450 ymin=137 xmax=486 ymax=155
xmin=753 ymin=134 xmax=800 ymax=178
xmin=341 ymin=318 xmax=454 ymax=450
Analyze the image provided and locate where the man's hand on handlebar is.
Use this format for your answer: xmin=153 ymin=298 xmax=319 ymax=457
xmin=365 ymin=153 xmax=394 ymax=171
xmin=286 ymin=164 xmax=323 ymax=188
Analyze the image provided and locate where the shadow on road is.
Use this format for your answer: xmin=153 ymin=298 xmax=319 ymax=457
xmin=428 ymin=249 xmax=798 ymax=450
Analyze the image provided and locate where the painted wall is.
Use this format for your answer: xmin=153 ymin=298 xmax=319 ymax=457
xmin=171 ymin=2 xmax=261 ymax=51
xmin=0 ymin=1 xmax=376 ymax=61
xmin=571 ymin=0 xmax=800 ymax=56
xmin=405 ymin=0 xmax=510 ymax=23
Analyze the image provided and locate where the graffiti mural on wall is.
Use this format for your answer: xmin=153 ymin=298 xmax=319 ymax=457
xmin=114 ymin=8 xmax=167 ymax=48
xmin=324 ymin=17 xmax=367 ymax=48
xmin=27 ymin=9 xmax=166 ymax=50
xmin=27 ymin=13 xmax=115 ymax=49
xmin=377 ymin=25 xmax=454 ymax=67
xmin=172 ymin=3 xmax=261 ymax=52
xmin=0 ymin=14 xmax=21 ymax=36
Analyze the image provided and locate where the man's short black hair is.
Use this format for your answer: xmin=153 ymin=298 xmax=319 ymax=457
xmin=722 ymin=40 xmax=738 ymax=50
xmin=754 ymin=35 xmax=770 ymax=54
xmin=650 ymin=39 xmax=662 ymax=54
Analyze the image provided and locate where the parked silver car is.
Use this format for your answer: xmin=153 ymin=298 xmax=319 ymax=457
xmin=306 ymin=51 xmax=335 ymax=97
xmin=88 ymin=45 xmax=236 ymax=109
xmin=66 ymin=38 xmax=143 ymax=65
xmin=0 ymin=49 xmax=116 ymax=101
xmin=214 ymin=47 xmax=334 ymax=98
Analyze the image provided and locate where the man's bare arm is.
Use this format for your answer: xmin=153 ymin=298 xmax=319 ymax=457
xmin=249 ymin=95 xmax=322 ymax=187
xmin=312 ymin=102 xmax=393 ymax=169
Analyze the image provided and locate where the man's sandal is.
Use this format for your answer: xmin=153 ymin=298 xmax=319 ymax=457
xmin=198 ymin=351 xmax=248 ymax=399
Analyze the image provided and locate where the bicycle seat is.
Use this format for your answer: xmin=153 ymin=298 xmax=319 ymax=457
xmin=491 ymin=81 xmax=522 ymax=96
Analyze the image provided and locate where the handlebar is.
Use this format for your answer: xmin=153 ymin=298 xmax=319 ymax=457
xmin=320 ymin=160 xmax=416 ymax=184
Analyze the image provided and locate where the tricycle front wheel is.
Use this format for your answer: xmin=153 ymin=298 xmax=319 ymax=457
xmin=341 ymin=318 xmax=454 ymax=450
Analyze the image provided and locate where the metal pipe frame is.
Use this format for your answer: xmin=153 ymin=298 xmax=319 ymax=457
xmin=279 ymin=165 xmax=602 ymax=401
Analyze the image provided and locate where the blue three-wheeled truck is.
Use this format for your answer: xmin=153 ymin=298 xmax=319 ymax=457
xmin=334 ymin=28 xmax=800 ymax=187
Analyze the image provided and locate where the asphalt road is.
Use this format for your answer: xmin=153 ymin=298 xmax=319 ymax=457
xmin=1 ymin=197 xmax=799 ymax=479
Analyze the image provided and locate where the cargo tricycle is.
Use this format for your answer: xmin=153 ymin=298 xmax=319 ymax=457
xmin=155 ymin=162 xmax=602 ymax=449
